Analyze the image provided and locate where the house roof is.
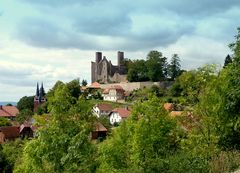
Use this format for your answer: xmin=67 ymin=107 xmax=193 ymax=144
xmin=95 ymin=103 xmax=113 ymax=111
xmin=89 ymin=82 xmax=101 ymax=89
xmin=103 ymin=85 xmax=124 ymax=94
xmin=19 ymin=123 xmax=34 ymax=133
xmin=170 ymin=111 xmax=184 ymax=117
xmin=163 ymin=103 xmax=174 ymax=111
xmin=111 ymin=108 xmax=131 ymax=118
xmin=0 ymin=106 xmax=19 ymax=117
xmin=93 ymin=122 xmax=107 ymax=132
xmin=0 ymin=126 xmax=20 ymax=139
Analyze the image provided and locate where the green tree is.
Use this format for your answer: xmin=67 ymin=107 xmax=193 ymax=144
xmin=81 ymin=79 xmax=88 ymax=86
xmin=168 ymin=54 xmax=181 ymax=80
xmin=170 ymin=64 xmax=218 ymax=105
xmin=0 ymin=145 xmax=11 ymax=173
xmin=17 ymin=96 xmax=34 ymax=111
xmin=66 ymin=79 xmax=81 ymax=99
xmin=223 ymin=54 xmax=232 ymax=68
xmin=2 ymin=139 xmax=25 ymax=172
xmin=0 ymin=117 xmax=11 ymax=126
xmin=16 ymin=109 xmax=33 ymax=124
xmin=146 ymin=50 xmax=167 ymax=81
xmin=127 ymin=60 xmax=149 ymax=82
xmin=97 ymin=96 xmax=184 ymax=172
xmin=15 ymin=84 xmax=96 ymax=173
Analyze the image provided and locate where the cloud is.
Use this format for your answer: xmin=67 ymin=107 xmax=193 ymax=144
xmin=15 ymin=0 xmax=240 ymax=52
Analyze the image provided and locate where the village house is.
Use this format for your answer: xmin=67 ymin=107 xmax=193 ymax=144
xmin=92 ymin=103 xmax=113 ymax=118
xmin=0 ymin=105 xmax=19 ymax=120
xmin=0 ymin=126 xmax=20 ymax=143
xmin=102 ymin=85 xmax=125 ymax=102
xmin=91 ymin=122 xmax=108 ymax=140
xmin=109 ymin=107 xmax=131 ymax=125
xmin=19 ymin=124 xmax=34 ymax=139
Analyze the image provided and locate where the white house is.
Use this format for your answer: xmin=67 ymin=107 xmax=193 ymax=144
xmin=109 ymin=107 xmax=131 ymax=125
xmin=102 ymin=85 xmax=125 ymax=102
xmin=92 ymin=103 xmax=113 ymax=118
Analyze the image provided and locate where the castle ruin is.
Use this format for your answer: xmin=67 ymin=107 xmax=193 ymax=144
xmin=91 ymin=51 xmax=127 ymax=84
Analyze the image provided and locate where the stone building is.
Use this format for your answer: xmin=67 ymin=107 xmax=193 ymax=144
xmin=91 ymin=51 xmax=127 ymax=84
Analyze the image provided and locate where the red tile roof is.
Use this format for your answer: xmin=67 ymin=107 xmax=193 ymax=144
xmin=163 ymin=103 xmax=174 ymax=111
xmin=0 ymin=106 xmax=19 ymax=117
xmin=0 ymin=126 xmax=20 ymax=139
xmin=170 ymin=111 xmax=184 ymax=117
xmin=103 ymin=85 xmax=124 ymax=94
xmin=111 ymin=108 xmax=131 ymax=118
xmin=103 ymin=88 xmax=109 ymax=94
xmin=93 ymin=122 xmax=107 ymax=132
xmin=89 ymin=82 xmax=101 ymax=89
xmin=95 ymin=103 xmax=113 ymax=111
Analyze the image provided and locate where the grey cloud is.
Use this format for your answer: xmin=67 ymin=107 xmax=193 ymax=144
xmin=21 ymin=0 xmax=97 ymax=7
xmin=15 ymin=0 xmax=240 ymax=51
xmin=15 ymin=18 xmax=99 ymax=50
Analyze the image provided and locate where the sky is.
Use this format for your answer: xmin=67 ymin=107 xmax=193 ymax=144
xmin=0 ymin=0 xmax=240 ymax=102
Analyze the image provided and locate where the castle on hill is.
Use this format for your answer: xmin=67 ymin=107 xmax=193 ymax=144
xmin=91 ymin=51 xmax=128 ymax=84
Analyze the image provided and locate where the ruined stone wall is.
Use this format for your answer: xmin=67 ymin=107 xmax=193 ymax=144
xmin=100 ymin=81 xmax=173 ymax=92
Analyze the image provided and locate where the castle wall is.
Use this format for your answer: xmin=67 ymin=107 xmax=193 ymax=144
xmin=109 ymin=73 xmax=127 ymax=83
xmin=100 ymin=81 xmax=173 ymax=92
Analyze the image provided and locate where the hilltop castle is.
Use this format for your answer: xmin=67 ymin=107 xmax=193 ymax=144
xmin=91 ymin=51 xmax=128 ymax=84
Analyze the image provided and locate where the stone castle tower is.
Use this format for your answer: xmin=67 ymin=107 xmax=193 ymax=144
xmin=34 ymin=82 xmax=46 ymax=112
xmin=91 ymin=51 xmax=127 ymax=84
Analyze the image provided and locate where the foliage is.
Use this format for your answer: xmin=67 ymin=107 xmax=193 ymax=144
xmin=66 ymin=78 xmax=81 ymax=99
xmin=0 ymin=144 xmax=12 ymax=173
xmin=81 ymin=79 xmax=88 ymax=86
xmin=0 ymin=117 xmax=11 ymax=127
xmin=16 ymin=109 xmax=33 ymax=124
xmin=36 ymin=102 xmax=48 ymax=115
xmin=168 ymin=54 xmax=181 ymax=80
xmin=17 ymin=96 xmax=34 ymax=111
xmin=146 ymin=50 xmax=168 ymax=81
xmin=15 ymin=84 xmax=97 ymax=173
xmin=223 ymin=54 xmax=232 ymax=68
xmin=127 ymin=50 xmax=182 ymax=82
xmin=2 ymin=139 xmax=25 ymax=172
xmin=97 ymin=96 xmax=184 ymax=172
xmin=170 ymin=64 xmax=218 ymax=105
xmin=127 ymin=59 xmax=149 ymax=82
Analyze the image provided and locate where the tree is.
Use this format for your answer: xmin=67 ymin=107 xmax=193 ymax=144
xmin=16 ymin=109 xmax=33 ymax=124
xmin=15 ymin=84 xmax=96 ymax=173
xmin=195 ymin=28 xmax=240 ymax=149
xmin=170 ymin=64 xmax=218 ymax=105
xmin=127 ymin=60 xmax=149 ymax=82
xmin=2 ymin=139 xmax=25 ymax=172
xmin=17 ymin=96 xmax=34 ymax=111
xmin=168 ymin=54 xmax=181 ymax=80
xmin=223 ymin=54 xmax=232 ymax=68
xmin=97 ymin=96 xmax=184 ymax=172
xmin=81 ymin=79 xmax=88 ymax=86
xmin=0 ymin=117 xmax=11 ymax=127
xmin=146 ymin=50 xmax=167 ymax=81
xmin=66 ymin=79 xmax=81 ymax=99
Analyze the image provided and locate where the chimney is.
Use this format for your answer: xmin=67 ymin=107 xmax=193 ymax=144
xmin=95 ymin=52 xmax=102 ymax=63
xmin=117 ymin=51 xmax=124 ymax=67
